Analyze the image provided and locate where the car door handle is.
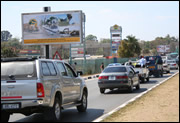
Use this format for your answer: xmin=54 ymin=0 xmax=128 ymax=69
xmin=8 ymin=85 xmax=15 ymax=88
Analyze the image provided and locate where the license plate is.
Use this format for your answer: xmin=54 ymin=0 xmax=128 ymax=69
xmin=149 ymin=66 xmax=155 ymax=69
xmin=109 ymin=76 xmax=116 ymax=80
xmin=2 ymin=104 xmax=20 ymax=109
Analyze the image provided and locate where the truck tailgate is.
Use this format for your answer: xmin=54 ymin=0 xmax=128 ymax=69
xmin=1 ymin=80 xmax=37 ymax=100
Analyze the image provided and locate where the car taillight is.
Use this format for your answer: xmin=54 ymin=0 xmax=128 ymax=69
xmin=173 ymin=64 xmax=176 ymax=66
xmin=37 ymin=83 xmax=45 ymax=98
xmin=116 ymin=76 xmax=128 ymax=79
xmin=99 ymin=76 xmax=108 ymax=79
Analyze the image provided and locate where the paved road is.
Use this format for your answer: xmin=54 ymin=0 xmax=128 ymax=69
xmin=9 ymin=70 xmax=179 ymax=122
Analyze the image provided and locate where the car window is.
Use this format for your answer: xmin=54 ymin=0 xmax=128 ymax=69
xmin=47 ymin=62 xmax=57 ymax=76
xmin=103 ymin=67 xmax=127 ymax=73
xmin=1 ymin=61 xmax=35 ymax=76
xmin=42 ymin=61 xmax=57 ymax=76
xmin=56 ymin=62 xmax=68 ymax=76
xmin=129 ymin=67 xmax=135 ymax=74
xmin=64 ymin=63 xmax=76 ymax=77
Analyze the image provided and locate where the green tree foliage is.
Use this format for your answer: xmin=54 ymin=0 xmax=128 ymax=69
xmin=139 ymin=34 xmax=179 ymax=55
xmin=1 ymin=31 xmax=12 ymax=41
xmin=85 ymin=34 xmax=97 ymax=41
xmin=100 ymin=38 xmax=111 ymax=43
xmin=118 ymin=35 xmax=141 ymax=58
xmin=1 ymin=42 xmax=19 ymax=57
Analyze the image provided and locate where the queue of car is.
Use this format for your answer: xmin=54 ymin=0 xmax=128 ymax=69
xmin=1 ymin=55 xmax=179 ymax=122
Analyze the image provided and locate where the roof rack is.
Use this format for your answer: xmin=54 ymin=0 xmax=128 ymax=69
xmin=1 ymin=56 xmax=40 ymax=62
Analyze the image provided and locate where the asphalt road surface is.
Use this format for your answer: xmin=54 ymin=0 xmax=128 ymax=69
xmin=9 ymin=69 xmax=179 ymax=122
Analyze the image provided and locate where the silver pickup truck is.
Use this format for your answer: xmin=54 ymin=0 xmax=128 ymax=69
xmin=1 ymin=57 xmax=88 ymax=122
xmin=125 ymin=61 xmax=150 ymax=83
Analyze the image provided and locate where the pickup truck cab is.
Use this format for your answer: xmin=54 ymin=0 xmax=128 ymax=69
xmin=125 ymin=61 xmax=150 ymax=83
xmin=1 ymin=57 xmax=88 ymax=122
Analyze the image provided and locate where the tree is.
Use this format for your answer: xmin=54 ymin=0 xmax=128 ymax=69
xmin=117 ymin=40 xmax=130 ymax=57
xmin=100 ymin=38 xmax=111 ymax=43
xmin=1 ymin=31 xmax=12 ymax=41
xmin=85 ymin=34 xmax=97 ymax=41
xmin=118 ymin=35 xmax=141 ymax=58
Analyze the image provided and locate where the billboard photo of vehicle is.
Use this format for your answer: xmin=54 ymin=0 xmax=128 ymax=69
xmin=22 ymin=10 xmax=83 ymax=45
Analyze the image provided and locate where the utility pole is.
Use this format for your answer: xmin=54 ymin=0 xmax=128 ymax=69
xmin=43 ymin=6 xmax=52 ymax=59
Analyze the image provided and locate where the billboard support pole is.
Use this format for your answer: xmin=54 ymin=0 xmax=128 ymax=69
xmin=69 ymin=44 xmax=72 ymax=65
xmin=110 ymin=31 xmax=112 ymax=56
xmin=44 ymin=6 xmax=51 ymax=59
xmin=83 ymin=13 xmax=86 ymax=63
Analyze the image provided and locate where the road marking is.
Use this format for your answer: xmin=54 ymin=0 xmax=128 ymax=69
xmin=93 ymin=71 xmax=179 ymax=122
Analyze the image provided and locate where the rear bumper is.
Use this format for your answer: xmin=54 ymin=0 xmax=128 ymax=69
xmin=1 ymin=99 xmax=49 ymax=113
xmin=170 ymin=66 xmax=178 ymax=69
xmin=163 ymin=67 xmax=170 ymax=71
xmin=98 ymin=81 xmax=130 ymax=89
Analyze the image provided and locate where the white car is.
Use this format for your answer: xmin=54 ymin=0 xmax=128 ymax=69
xmin=166 ymin=60 xmax=179 ymax=70
xmin=163 ymin=60 xmax=170 ymax=73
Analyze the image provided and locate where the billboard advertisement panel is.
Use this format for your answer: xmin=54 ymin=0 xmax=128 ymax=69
xmin=71 ymin=44 xmax=84 ymax=58
xmin=157 ymin=45 xmax=170 ymax=53
xmin=22 ymin=10 xmax=83 ymax=45
xmin=110 ymin=24 xmax=122 ymax=55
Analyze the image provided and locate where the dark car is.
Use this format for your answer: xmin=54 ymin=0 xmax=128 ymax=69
xmin=145 ymin=56 xmax=163 ymax=77
xmin=98 ymin=65 xmax=140 ymax=93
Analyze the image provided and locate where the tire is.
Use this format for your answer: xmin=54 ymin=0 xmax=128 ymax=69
xmin=161 ymin=71 xmax=163 ymax=77
xmin=136 ymin=80 xmax=140 ymax=90
xmin=1 ymin=111 xmax=10 ymax=122
xmin=100 ymin=88 xmax=105 ymax=94
xmin=141 ymin=77 xmax=145 ymax=83
xmin=77 ymin=91 xmax=88 ymax=112
xmin=48 ymin=97 xmax=62 ymax=121
xmin=146 ymin=77 xmax=149 ymax=82
xmin=154 ymin=71 xmax=160 ymax=78
xmin=128 ymin=81 xmax=133 ymax=93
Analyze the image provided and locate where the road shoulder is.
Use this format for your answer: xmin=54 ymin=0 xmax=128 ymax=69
xmin=102 ymin=73 xmax=179 ymax=122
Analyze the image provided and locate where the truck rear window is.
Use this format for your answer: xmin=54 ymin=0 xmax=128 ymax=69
xmin=1 ymin=61 xmax=36 ymax=76
xmin=103 ymin=67 xmax=127 ymax=73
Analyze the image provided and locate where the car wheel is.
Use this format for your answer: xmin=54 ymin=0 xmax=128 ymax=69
xmin=128 ymin=81 xmax=133 ymax=93
xmin=141 ymin=77 xmax=145 ymax=83
xmin=1 ymin=111 xmax=10 ymax=122
xmin=100 ymin=88 xmax=105 ymax=94
xmin=154 ymin=71 xmax=160 ymax=78
xmin=136 ymin=80 xmax=140 ymax=90
xmin=47 ymin=97 xmax=62 ymax=121
xmin=146 ymin=77 xmax=149 ymax=82
xmin=77 ymin=91 xmax=87 ymax=112
xmin=161 ymin=71 xmax=163 ymax=77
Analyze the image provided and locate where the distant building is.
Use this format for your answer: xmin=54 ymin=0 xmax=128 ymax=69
xmin=18 ymin=49 xmax=40 ymax=57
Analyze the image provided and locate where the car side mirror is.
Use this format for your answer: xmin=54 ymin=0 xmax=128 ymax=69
xmin=136 ymin=71 xmax=139 ymax=74
xmin=77 ymin=71 xmax=83 ymax=76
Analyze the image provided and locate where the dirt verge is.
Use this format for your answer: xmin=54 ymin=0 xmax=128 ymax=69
xmin=102 ymin=73 xmax=179 ymax=122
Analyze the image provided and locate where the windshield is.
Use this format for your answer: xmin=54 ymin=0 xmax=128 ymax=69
xmin=103 ymin=67 xmax=127 ymax=73
xmin=108 ymin=63 xmax=121 ymax=66
xmin=1 ymin=61 xmax=35 ymax=76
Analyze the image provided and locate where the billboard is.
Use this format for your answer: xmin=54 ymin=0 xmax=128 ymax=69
xmin=22 ymin=10 xmax=83 ymax=45
xmin=71 ymin=44 xmax=84 ymax=58
xmin=110 ymin=24 xmax=122 ymax=55
xmin=157 ymin=45 xmax=170 ymax=53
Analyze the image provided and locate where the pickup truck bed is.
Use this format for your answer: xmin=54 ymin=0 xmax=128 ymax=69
xmin=134 ymin=67 xmax=150 ymax=83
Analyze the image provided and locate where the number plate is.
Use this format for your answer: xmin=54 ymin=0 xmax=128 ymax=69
xmin=2 ymin=104 xmax=20 ymax=109
xmin=149 ymin=66 xmax=155 ymax=69
xmin=109 ymin=76 xmax=116 ymax=80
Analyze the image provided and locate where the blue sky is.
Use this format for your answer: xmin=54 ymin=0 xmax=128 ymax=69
xmin=1 ymin=1 xmax=179 ymax=41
